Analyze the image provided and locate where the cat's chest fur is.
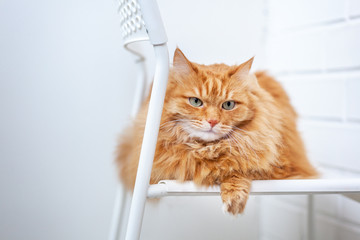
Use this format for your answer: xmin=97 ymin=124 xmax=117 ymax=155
xmin=186 ymin=141 xmax=228 ymax=160
xmin=151 ymin=137 xmax=275 ymax=185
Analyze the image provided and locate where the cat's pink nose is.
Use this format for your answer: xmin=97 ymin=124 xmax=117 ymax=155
xmin=208 ymin=119 xmax=219 ymax=128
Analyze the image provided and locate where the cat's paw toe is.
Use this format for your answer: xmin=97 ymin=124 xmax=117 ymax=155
xmin=221 ymin=189 xmax=248 ymax=215
xmin=222 ymin=200 xmax=232 ymax=214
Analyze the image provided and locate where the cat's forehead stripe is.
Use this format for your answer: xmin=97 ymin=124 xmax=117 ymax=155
xmin=206 ymin=78 xmax=214 ymax=95
xmin=199 ymin=83 xmax=205 ymax=96
xmin=213 ymin=78 xmax=225 ymax=97
xmin=196 ymin=77 xmax=229 ymax=98
xmin=194 ymin=87 xmax=200 ymax=96
xmin=221 ymin=82 xmax=228 ymax=98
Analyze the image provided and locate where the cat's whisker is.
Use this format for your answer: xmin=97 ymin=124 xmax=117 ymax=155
xmin=224 ymin=132 xmax=233 ymax=155
xmin=231 ymin=137 xmax=249 ymax=161
xmin=231 ymin=131 xmax=259 ymax=161
xmin=231 ymin=130 xmax=250 ymax=144
xmin=217 ymin=125 xmax=230 ymax=133
xmin=189 ymin=119 xmax=202 ymax=123
xmin=159 ymin=122 xmax=176 ymax=129
xmin=227 ymin=134 xmax=248 ymax=161
xmin=190 ymin=124 xmax=203 ymax=128
xmin=160 ymin=119 xmax=186 ymax=127
xmin=175 ymin=127 xmax=189 ymax=142
xmin=232 ymin=126 xmax=255 ymax=137
xmin=228 ymin=139 xmax=232 ymax=155
xmin=188 ymin=126 xmax=200 ymax=130
xmin=226 ymin=135 xmax=236 ymax=152
xmin=159 ymin=119 xmax=186 ymax=130
xmin=230 ymin=131 xmax=250 ymax=160
xmin=220 ymin=124 xmax=233 ymax=130
xmin=187 ymin=120 xmax=204 ymax=129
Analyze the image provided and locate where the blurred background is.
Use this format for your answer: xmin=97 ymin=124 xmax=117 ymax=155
xmin=1 ymin=0 xmax=359 ymax=239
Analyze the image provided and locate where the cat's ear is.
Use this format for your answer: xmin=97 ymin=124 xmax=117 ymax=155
xmin=232 ymin=57 xmax=259 ymax=90
xmin=232 ymin=57 xmax=254 ymax=77
xmin=173 ymin=48 xmax=196 ymax=75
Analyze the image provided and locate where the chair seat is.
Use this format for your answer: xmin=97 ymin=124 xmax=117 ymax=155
xmin=147 ymin=178 xmax=360 ymax=199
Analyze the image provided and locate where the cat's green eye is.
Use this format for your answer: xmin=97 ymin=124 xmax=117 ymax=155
xmin=189 ymin=97 xmax=203 ymax=107
xmin=222 ymin=100 xmax=235 ymax=110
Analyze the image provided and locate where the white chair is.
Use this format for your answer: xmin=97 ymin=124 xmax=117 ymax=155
xmin=109 ymin=0 xmax=169 ymax=240
xmin=110 ymin=1 xmax=360 ymax=240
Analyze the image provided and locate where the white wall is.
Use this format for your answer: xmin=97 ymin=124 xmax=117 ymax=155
xmin=0 ymin=0 xmax=137 ymax=239
xmin=142 ymin=0 xmax=268 ymax=79
xmin=262 ymin=0 xmax=360 ymax=239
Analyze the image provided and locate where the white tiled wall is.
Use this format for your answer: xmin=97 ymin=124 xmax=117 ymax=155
xmin=262 ymin=0 xmax=360 ymax=239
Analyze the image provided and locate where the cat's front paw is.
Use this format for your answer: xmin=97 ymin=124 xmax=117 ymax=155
xmin=221 ymin=188 xmax=249 ymax=215
xmin=220 ymin=178 xmax=251 ymax=215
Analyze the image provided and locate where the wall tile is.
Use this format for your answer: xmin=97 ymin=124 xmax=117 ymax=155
xmin=347 ymin=78 xmax=360 ymax=121
xmin=349 ymin=0 xmax=360 ymax=18
xmin=314 ymin=194 xmax=340 ymax=217
xmin=301 ymin=121 xmax=360 ymax=172
xmin=268 ymin=0 xmax=346 ymax=33
xmin=341 ymin=196 xmax=360 ymax=225
xmin=324 ymin=24 xmax=360 ymax=70
xmin=315 ymin=216 xmax=338 ymax=240
xmin=279 ymin=77 xmax=344 ymax=119
xmin=267 ymin=30 xmax=324 ymax=72
xmin=261 ymin=198 xmax=306 ymax=240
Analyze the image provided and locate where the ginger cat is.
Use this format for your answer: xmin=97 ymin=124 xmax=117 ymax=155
xmin=116 ymin=48 xmax=317 ymax=215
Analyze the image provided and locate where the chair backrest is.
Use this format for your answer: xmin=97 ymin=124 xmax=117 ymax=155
xmin=116 ymin=1 xmax=170 ymax=239
xmin=118 ymin=0 xmax=148 ymax=45
xmin=118 ymin=0 xmax=167 ymax=59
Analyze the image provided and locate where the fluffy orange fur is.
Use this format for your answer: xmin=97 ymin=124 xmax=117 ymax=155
xmin=116 ymin=48 xmax=317 ymax=215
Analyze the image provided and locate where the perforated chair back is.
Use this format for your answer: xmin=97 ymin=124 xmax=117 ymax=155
xmin=118 ymin=0 xmax=167 ymax=59
xmin=118 ymin=0 xmax=148 ymax=60
xmin=119 ymin=0 xmax=147 ymax=41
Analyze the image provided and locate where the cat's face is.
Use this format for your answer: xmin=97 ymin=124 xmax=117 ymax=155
xmin=164 ymin=49 xmax=258 ymax=142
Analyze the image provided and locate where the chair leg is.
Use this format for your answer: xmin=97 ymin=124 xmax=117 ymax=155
xmin=108 ymin=185 xmax=127 ymax=240
xmin=124 ymin=44 xmax=169 ymax=240
xmin=307 ymin=195 xmax=315 ymax=240
xmin=119 ymin=192 xmax=132 ymax=240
